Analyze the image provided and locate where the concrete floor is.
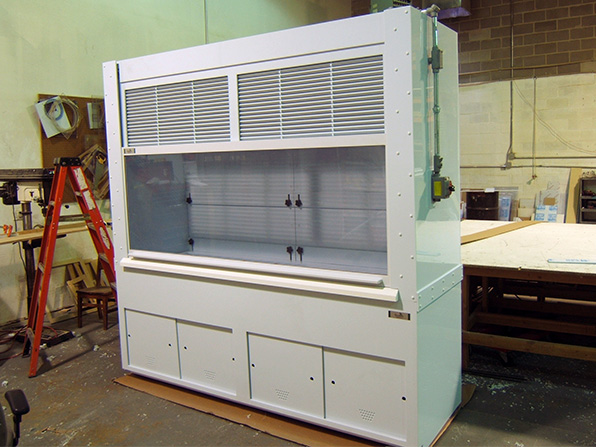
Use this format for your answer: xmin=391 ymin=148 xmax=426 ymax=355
xmin=0 ymin=313 xmax=595 ymax=447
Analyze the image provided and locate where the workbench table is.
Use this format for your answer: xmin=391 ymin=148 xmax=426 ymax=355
xmin=0 ymin=222 xmax=88 ymax=246
xmin=461 ymin=220 xmax=596 ymax=366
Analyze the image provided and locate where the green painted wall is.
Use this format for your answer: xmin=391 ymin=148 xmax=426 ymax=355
xmin=0 ymin=0 xmax=351 ymax=323
xmin=206 ymin=0 xmax=350 ymax=42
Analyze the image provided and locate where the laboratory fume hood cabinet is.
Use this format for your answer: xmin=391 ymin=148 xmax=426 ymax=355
xmin=103 ymin=6 xmax=461 ymax=447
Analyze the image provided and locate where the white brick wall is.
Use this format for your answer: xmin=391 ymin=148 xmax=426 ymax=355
xmin=460 ymin=73 xmax=596 ymax=208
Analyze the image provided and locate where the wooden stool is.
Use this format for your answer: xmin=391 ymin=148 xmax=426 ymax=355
xmin=76 ymin=260 xmax=116 ymax=330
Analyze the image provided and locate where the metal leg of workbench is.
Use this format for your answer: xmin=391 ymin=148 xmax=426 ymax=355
xmin=462 ymin=274 xmax=470 ymax=369
xmin=20 ymin=202 xmax=36 ymax=312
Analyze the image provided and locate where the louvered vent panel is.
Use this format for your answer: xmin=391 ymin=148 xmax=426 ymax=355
xmin=125 ymin=77 xmax=230 ymax=146
xmin=238 ymin=55 xmax=384 ymax=140
xmin=332 ymin=57 xmax=385 ymax=135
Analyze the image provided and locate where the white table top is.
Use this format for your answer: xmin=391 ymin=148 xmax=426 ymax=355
xmin=461 ymin=220 xmax=596 ymax=275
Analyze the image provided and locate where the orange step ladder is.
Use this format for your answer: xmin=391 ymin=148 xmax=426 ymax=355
xmin=23 ymin=157 xmax=116 ymax=377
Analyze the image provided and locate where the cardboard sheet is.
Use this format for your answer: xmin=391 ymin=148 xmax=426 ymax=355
xmin=115 ymin=374 xmax=381 ymax=447
xmin=115 ymin=374 xmax=469 ymax=446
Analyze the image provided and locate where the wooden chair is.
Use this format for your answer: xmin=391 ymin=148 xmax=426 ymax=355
xmin=76 ymin=260 xmax=117 ymax=330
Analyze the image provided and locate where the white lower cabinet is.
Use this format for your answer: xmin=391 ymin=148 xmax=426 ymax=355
xmin=324 ymin=348 xmax=407 ymax=439
xmin=247 ymin=333 xmax=407 ymax=439
xmin=248 ymin=334 xmax=324 ymax=418
xmin=125 ymin=313 xmax=408 ymax=441
xmin=178 ymin=321 xmax=236 ymax=394
xmin=125 ymin=310 xmax=180 ymax=378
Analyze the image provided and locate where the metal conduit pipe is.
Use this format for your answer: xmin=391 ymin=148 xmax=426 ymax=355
xmin=462 ymin=164 xmax=596 ymax=169
xmin=511 ymin=155 xmax=596 ymax=160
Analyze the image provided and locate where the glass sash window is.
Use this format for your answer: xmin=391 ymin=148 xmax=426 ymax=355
xmin=124 ymin=146 xmax=387 ymax=274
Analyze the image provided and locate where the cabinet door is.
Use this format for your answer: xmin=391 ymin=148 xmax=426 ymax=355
xmin=248 ymin=334 xmax=324 ymax=417
xmin=324 ymin=349 xmax=407 ymax=439
xmin=187 ymin=150 xmax=297 ymax=263
xmin=125 ymin=310 xmax=180 ymax=378
xmin=178 ymin=321 xmax=236 ymax=394
xmin=125 ymin=156 xmax=190 ymax=254
xmin=293 ymin=146 xmax=387 ymax=274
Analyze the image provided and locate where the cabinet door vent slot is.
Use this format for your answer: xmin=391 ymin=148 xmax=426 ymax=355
xmin=275 ymin=389 xmax=290 ymax=401
xmin=359 ymin=408 xmax=376 ymax=422
xmin=204 ymin=370 xmax=217 ymax=381
xmin=144 ymin=355 xmax=156 ymax=367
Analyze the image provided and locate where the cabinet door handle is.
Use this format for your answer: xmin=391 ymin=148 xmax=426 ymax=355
xmin=285 ymin=194 xmax=292 ymax=207
xmin=286 ymin=246 xmax=294 ymax=261
xmin=295 ymin=194 xmax=303 ymax=208
xmin=296 ymin=246 xmax=304 ymax=262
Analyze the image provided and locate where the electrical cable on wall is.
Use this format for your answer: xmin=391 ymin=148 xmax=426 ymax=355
xmin=461 ymin=78 xmax=596 ymax=170
xmin=475 ymin=0 xmax=595 ymax=171
xmin=512 ymin=81 xmax=596 ymax=156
